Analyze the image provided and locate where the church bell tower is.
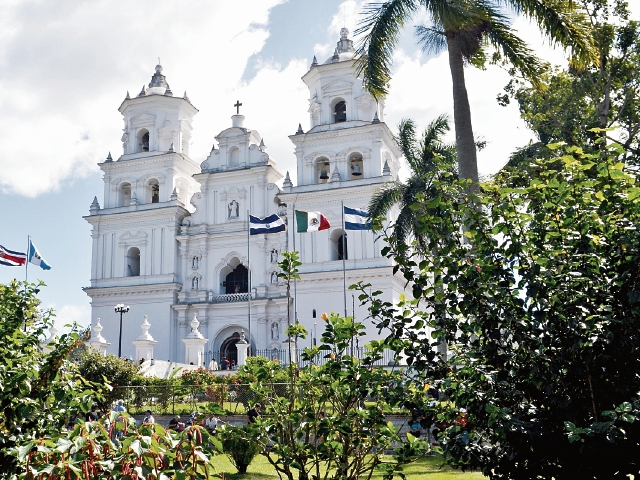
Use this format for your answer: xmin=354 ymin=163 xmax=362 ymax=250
xmin=84 ymin=64 xmax=201 ymax=362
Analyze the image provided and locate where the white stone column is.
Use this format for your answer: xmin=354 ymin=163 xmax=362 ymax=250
xmin=283 ymin=337 xmax=297 ymax=365
xmin=132 ymin=315 xmax=158 ymax=362
xmin=40 ymin=325 xmax=58 ymax=352
xmin=236 ymin=330 xmax=250 ymax=366
xmin=88 ymin=318 xmax=110 ymax=355
xmin=182 ymin=313 xmax=208 ymax=366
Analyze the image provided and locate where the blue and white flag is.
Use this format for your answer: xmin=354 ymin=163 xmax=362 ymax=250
xmin=249 ymin=214 xmax=286 ymax=235
xmin=29 ymin=240 xmax=51 ymax=270
xmin=344 ymin=206 xmax=372 ymax=230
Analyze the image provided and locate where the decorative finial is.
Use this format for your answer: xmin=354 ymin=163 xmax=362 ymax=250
xmin=183 ymin=91 xmax=190 ymax=101
xmin=311 ymin=55 xmax=318 ymax=67
xmin=332 ymin=48 xmax=340 ymax=62
xmin=106 ymin=152 xmax=113 ymax=162
xmin=170 ymin=187 xmax=178 ymax=201
xmin=92 ymin=318 xmax=107 ymax=344
xmin=283 ymin=171 xmax=293 ymax=188
xmin=125 ymin=91 xmax=130 ymax=99
xmin=296 ymin=123 xmax=304 ymax=135
xmin=168 ymin=142 xmax=175 ymax=153
xmin=383 ymin=159 xmax=391 ymax=176
xmin=137 ymin=315 xmax=155 ymax=341
xmin=129 ymin=191 xmax=138 ymax=206
xmin=90 ymin=196 xmax=100 ymax=213
xmin=340 ymin=27 xmax=349 ymax=40
xmin=372 ymin=111 xmax=380 ymax=124
xmin=138 ymin=85 xmax=146 ymax=97
xmin=331 ymin=165 xmax=342 ymax=182
xmin=259 ymin=138 xmax=266 ymax=152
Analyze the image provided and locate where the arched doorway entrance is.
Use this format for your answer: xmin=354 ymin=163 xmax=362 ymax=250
xmin=219 ymin=332 xmax=241 ymax=368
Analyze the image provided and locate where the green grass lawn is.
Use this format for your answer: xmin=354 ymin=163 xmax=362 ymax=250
xmin=209 ymin=454 xmax=486 ymax=480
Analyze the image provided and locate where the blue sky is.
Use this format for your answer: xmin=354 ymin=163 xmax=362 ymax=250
xmin=2 ymin=0 xmax=625 ymax=330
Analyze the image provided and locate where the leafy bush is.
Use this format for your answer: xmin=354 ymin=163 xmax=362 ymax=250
xmin=218 ymin=424 xmax=260 ymax=474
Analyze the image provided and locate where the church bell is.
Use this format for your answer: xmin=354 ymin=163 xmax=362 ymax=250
xmin=319 ymin=168 xmax=329 ymax=180
xmin=352 ymin=164 xmax=362 ymax=176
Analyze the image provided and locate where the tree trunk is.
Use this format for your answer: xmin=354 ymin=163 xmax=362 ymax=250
xmin=446 ymin=33 xmax=479 ymax=188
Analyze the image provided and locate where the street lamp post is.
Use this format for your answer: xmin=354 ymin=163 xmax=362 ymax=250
xmin=114 ymin=304 xmax=130 ymax=358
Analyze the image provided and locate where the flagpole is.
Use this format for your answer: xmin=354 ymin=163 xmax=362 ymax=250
xmin=341 ymin=201 xmax=347 ymax=318
xmin=292 ymin=204 xmax=297 ymax=328
xmin=25 ymin=235 xmax=30 ymax=283
xmin=247 ymin=210 xmax=251 ymax=358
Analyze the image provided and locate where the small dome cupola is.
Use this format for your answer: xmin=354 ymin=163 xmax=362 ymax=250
xmin=147 ymin=63 xmax=172 ymax=96
xmin=324 ymin=28 xmax=356 ymax=64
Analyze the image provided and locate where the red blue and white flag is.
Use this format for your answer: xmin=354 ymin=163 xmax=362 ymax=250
xmin=0 ymin=245 xmax=27 ymax=267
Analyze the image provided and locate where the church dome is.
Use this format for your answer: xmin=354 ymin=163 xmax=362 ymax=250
xmin=147 ymin=64 xmax=171 ymax=95
xmin=323 ymin=28 xmax=356 ymax=64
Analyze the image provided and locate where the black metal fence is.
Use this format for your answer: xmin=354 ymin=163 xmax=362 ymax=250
xmin=111 ymin=383 xmax=291 ymax=416
xmin=202 ymin=347 xmax=398 ymax=369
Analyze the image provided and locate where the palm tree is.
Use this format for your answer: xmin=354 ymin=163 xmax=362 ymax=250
xmin=368 ymin=114 xmax=459 ymax=253
xmin=355 ymin=0 xmax=596 ymax=187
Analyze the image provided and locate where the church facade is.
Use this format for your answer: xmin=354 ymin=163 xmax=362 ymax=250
xmin=84 ymin=29 xmax=406 ymax=365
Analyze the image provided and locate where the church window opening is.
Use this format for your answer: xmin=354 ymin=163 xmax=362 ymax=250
xmin=149 ymin=180 xmax=160 ymax=203
xmin=316 ymin=157 xmax=330 ymax=184
xmin=330 ymin=229 xmax=348 ymax=261
xmin=228 ymin=147 xmax=240 ymax=167
xmin=225 ymin=264 xmax=248 ymax=294
xmin=126 ymin=247 xmax=140 ymax=277
xmin=312 ymin=309 xmax=316 ymax=318
xmin=349 ymin=153 xmax=363 ymax=179
xmin=334 ymin=101 xmax=347 ymax=123
xmin=119 ymin=183 xmax=131 ymax=207
xmin=137 ymin=129 xmax=150 ymax=153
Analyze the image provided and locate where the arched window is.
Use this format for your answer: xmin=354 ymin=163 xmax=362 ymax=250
xmin=126 ymin=247 xmax=140 ymax=277
xmin=149 ymin=179 xmax=160 ymax=203
xmin=334 ymin=101 xmax=346 ymax=123
xmin=349 ymin=153 xmax=363 ymax=179
xmin=228 ymin=147 xmax=240 ymax=167
xmin=137 ymin=129 xmax=150 ymax=153
xmin=316 ymin=157 xmax=330 ymax=184
xmin=119 ymin=183 xmax=131 ymax=207
xmin=225 ymin=264 xmax=248 ymax=294
xmin=330 ymin=230 xmax=348 ymax=261
xmin=312 ymin=309 xmax=316 ymax=318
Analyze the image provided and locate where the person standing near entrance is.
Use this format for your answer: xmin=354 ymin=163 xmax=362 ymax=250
xmin=209 ymin=358 xmax=219 ymax=371
xmin=221 ymin=357 xmax=230 ymax=370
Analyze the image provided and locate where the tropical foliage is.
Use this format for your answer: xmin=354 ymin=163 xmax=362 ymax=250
xmin=355 ymin=0 xmax=596 ymax=185
xmin=355 ymin=139 xmax=640 ymax=479
xmin=368 ymin=115 xmax=458 ymax=254
xmin=502 ymin=0 xmax=640 ymax=170
xmin=0 ymin=281 xmax=98 ymax=477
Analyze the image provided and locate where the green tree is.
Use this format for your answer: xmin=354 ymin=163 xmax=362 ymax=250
xmin=368 ymin=115 xmax=458 ymax=254
xmin=356 ymin=140 xmax=640 ymax=479
xmin=77 ymin=349 xmax=142 ymax=410
xmin=0 ymin=281 xmax=97 ymax=476
xmin=355 ymin=0 xmax=596 ymax=186
xmin=503 ymin=1 xmax=640 ymax=170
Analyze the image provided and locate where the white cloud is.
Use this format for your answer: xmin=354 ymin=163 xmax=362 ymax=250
xmin=49 ymin=303 xmax=91 ymax=331
xmin=0 ymin=0 xmax=285 ymax=196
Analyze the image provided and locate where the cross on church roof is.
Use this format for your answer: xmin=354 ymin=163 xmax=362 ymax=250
xmin=234 ymin=100 xmax=242 ymax=115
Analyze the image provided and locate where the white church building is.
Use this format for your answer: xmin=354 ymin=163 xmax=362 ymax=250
xmin=84 ymin=29 xmax=406 ymax=366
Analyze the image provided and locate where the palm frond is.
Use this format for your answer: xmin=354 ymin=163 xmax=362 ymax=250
xmin=415 ymin=25 xmax=447 ymax=55
xmin=354 ymin=0 xmax=420 ymax=99
xmin=395 ymin=118 xmax=423 ymax=174
xmin=503 ymin=0 xmax=597 ymax=67
xmin=477 ymin=5 xmax=544 ymax=83
xmin=368 ymin=181 xmax=405 ymax=220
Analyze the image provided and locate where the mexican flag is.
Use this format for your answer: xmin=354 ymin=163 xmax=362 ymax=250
xmin=295 ymin=210 xmax=330 ymax=232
